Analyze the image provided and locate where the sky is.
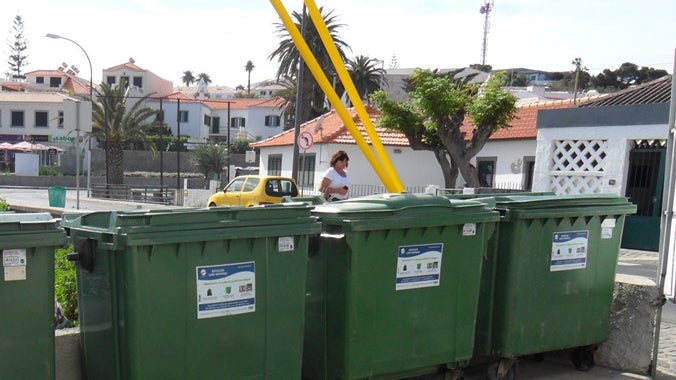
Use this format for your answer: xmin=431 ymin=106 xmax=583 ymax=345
xmin=4 ymin=0 xmax=675 ymax=88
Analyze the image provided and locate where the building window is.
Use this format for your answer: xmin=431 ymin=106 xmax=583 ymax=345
xmin=212 ymin=117 xmax=220 ymax=134
xmin=264 ymin=115 xmax=280 ymax=127
xmin=204 ymin=115 xmax=211 ymax=126
xmin=11 ymin=111 xmax=24 ymax=127
xmin=133 ymin=76 xmax=143 ymax=88
xmin=298 ymin=153 xmax=316 ymax=189
xmin=231 ymin=117 xmax=246 ymax=128
xmin=477 ymin=158 xmax=496 ymax=187
xmin=36 ymin=76 xmax=44 ymax=84
xmin=35 ymin=111 xmax=49 ymax=128
xmin=178 ymin=110 xmax=188 ymax=122
xmin=155 ymin=110 xmax=164 ymax=122
xmin=268 ymin=155 xmax=282 ymax=175
xmin=58 ymin=111 xmax=64 ymax=129
xmin=106 ymin=76 xmax=116 ymax=85
xmin=120 ymin=76 xmax=130 ymax=88
xmin=49 ymin=77 xmax=62 ymax=88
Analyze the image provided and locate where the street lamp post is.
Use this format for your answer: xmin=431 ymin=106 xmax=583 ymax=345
xmin=46 ymin=33 xmax=94 ymax=200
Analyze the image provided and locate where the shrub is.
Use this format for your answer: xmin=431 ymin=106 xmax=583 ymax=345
xmin=55 ymin=245 xmax=78 ymax=325
xmin=0 ymin=197 xmax=8 ymax=211
xmin=40 ymin=166 xmax=63 ymax=176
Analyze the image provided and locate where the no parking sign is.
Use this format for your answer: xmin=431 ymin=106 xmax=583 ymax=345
xmin=298 ymin=131 xmax=313 ymax=150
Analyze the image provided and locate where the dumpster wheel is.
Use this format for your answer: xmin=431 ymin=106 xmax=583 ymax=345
xmin=443 ymin=368 xmax=463 ymax=380
xmin=487 ymin=358 xmax=517 ymax=380
xmin=571 ymin=345 xmax=596 ymax=371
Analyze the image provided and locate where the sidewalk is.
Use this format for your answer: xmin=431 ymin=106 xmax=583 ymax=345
xmin=2 ymin=187 xmax=676 ymax=379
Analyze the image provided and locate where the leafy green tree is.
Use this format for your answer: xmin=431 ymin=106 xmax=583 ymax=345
xmin=373 ymin=70 xmax=517 ymax=188
xmin=191 ymin=144 xmax=228 ymax=182
xmin=589 ymin=62 xmax=668 ymax=93
xmin=92 ymin=83 xmax=159 ymax=184
xmin=6 ymin=14 xmax=29 ymax=80
xmin=336 ymin=55 xmax=386 ymax=105
xmin=245 ymin=60 xmax=255 ymax=95
xmin=181 ymin=70 xmax=195 ymax=87
xmin=269 ymin=6 xmax=350 ymax=123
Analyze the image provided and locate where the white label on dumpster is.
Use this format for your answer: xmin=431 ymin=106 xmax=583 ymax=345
xmin=550 ymin=231 xmax=588 ymax=272
xmin=196 ymin=261 xmax=256 ymax=319
xmin=601 ymin=218 xmax=616 ymax=239
xmin=278 ymin=236 xmax=295 ymax=252
xmin=3 ymin=249 xmax=27 ymax=281
xmin=462 ymin=223 xmax=477 ymax=236
xmin=395 ymin=243 xmax=443 ymax=291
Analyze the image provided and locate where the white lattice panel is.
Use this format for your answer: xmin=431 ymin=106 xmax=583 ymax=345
xmin=551 ymin=140 xmax=607 ymax=172
xmin=550 ymin=175 xmax=603 ymax=194
xmin=549 ymin=140 xmax=607 ymax=194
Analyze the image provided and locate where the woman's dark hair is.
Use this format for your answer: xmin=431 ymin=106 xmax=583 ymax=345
xmin=330 ymin=150 xmax=349 ymax=167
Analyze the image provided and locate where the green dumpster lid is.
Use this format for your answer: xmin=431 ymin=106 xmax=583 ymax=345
xmin=491 ymin=193 xmax=634 ymax=209
xmin=313 ymin=193 xmax=487 ymax=214
xmin=61 ymin=203 xmax=317 ymax=231
xmin=0 ymin=212 xmax=55 ymax=223
xmin=0 ymin=212 xmax=66 ymax=249
xmin=312 ymin=193 xmax=499 ymax=231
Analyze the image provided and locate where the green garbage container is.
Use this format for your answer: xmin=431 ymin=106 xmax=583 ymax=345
xmin=305 ymin=193 xmax=499 ymax=379
xmin=48 ymin=186 xmax=67 ymax=208
xmin=61 ymin=205 xmax=321 ymax=380
xmin=474 ymin=194 xmax=636 ymax=377
xmin=0 ymin=213 xmax=66 ymax=380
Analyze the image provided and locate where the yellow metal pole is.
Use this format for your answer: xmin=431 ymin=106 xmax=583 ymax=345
xmin=303 ymin=0 xmax=404 ymax=192
xmin=269 ymin=0 xmax=399 ymax=192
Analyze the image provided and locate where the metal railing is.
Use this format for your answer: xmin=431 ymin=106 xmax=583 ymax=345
xmin=298 ymin=183 xmax=432 ymax=198
xmin=90 ymin=185 xmax=175 ymax=205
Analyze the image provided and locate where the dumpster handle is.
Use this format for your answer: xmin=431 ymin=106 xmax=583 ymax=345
xmin=68 ymin=236 xmax=95 ymax=273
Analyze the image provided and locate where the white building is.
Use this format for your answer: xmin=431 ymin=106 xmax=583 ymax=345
xmin=103 ymin=59 xmax=174 ymax=98
xmin=533 ymin=75 xmax=672 ymax=251
xmin=250 ymin=101 xmax=578 ymax=195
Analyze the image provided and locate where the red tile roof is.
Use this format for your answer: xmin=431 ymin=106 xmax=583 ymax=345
xmin=251 ymin=100 xmax=579 ymax=148
xmin=461 ymin=99 xmax=577 ymax=140
xmin=251 ymin=105 xmax=409 ymax=148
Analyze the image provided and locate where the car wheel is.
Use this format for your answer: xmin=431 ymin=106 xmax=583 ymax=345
xmin=208 ymin=203 xmax=216 ymax=207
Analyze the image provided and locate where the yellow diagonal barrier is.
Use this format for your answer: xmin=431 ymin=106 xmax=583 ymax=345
xmin=269 ymin=0 xmax=403 ymax=192
xmin=303 ymin=0 xmax=404 ymax=192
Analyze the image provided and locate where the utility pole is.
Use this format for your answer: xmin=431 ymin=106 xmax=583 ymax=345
xmin=572 ymin=57 xmax=587 ymax=104
xmin=291 ymin=4 xmax=307 ymax=183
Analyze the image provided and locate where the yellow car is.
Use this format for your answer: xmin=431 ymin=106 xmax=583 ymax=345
xmin=207 ymin=175 xmax=300 ymax=207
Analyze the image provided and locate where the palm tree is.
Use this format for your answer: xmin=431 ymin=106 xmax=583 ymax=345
xmin=192 ymin=144 xmax=228 ymax=183
xmin=181 ymin=70 xmax=195 ymax=87
xmin=92 ymin=83 xmax=159 ymax=184
xmin=273 ymin=76 xmax=298 ymax=129
xmin=269 ymin=7 xmax=350 ymax=124
xmin=342 ymin=55 xmax=387 ymax=105
xmin=197 ymin=73 xmax=212 ymax=85
xmin=245 ymin=60 xmax=255 ymax=95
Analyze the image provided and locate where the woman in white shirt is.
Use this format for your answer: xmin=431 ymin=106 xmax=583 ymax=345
xmin=318 ymin=150 xmax=351 ymax=201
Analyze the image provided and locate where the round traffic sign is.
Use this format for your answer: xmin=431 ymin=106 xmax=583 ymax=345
xmin=298 ymin=131 xmax=313 ymax=150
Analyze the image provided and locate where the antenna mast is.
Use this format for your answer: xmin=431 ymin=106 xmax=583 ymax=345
xmin=479 ymin=0 xmax=494 ymax=66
